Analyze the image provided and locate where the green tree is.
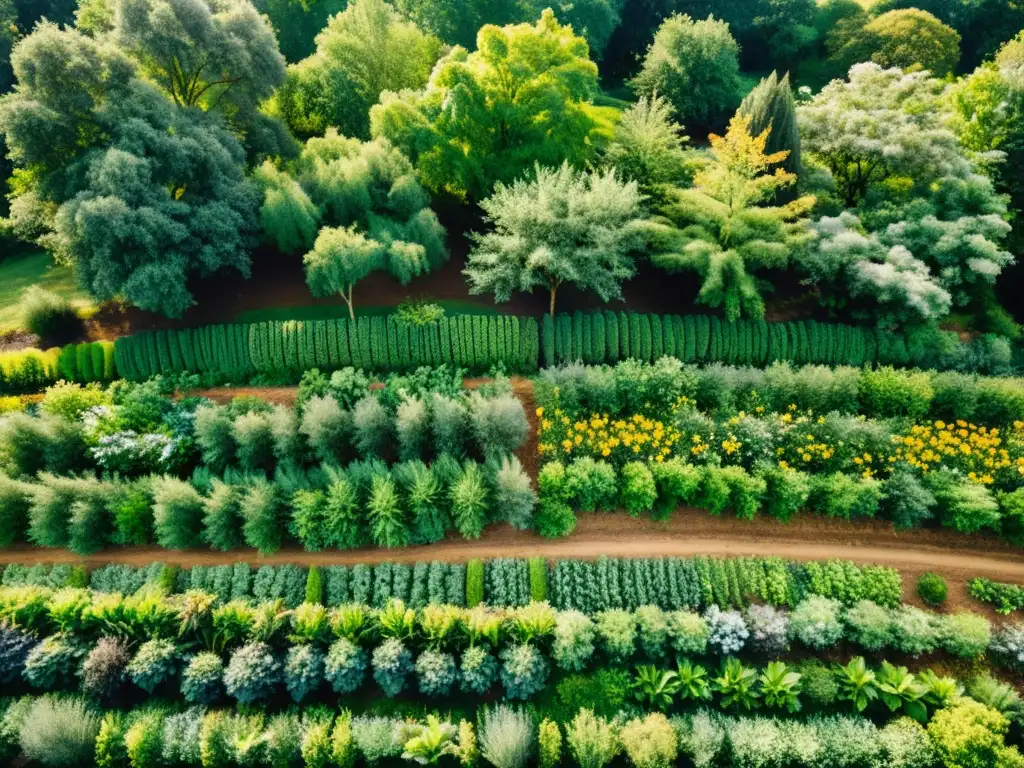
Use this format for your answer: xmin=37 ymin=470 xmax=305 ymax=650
xmin=273 ymin=0 xmax=441 ymax=140
xmin=113 ymin=0 xmax=290 ymax=156
xmin=649 ymin=113 xmax=816 ymax=320
xmin=602 ymin=93 xmax=692 ymax=204
xmin=253 ymin=0 xmax=346 ymax=62
xmin=371 ymin=9 xmax=610 ymax=201
xmin=75 ymin=0 xmax=115 ymax=36
xmin=631 ymin=14 xmax=741 ymax=130
xmin=0 ymin=24 xmax=259 ymax=318
xmin=737 ymin=71 xmax=801 ymax=177
xmin=830 ymin=9 xmax=961 ymax=76
xmin=260 ymin=130 xmax=448 ymax=315
xmin=464 ymin=163 xmax=647 ymax=317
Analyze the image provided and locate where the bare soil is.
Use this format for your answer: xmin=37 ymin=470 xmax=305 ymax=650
xmin=3 ymin=512 xmax=1023 ymax=615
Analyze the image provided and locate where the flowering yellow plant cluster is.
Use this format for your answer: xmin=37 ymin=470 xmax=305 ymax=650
xmin=882 ymin=420 xmax=1022 ymax=485
xmin=536 ymin=405 xmax=681 ymax=463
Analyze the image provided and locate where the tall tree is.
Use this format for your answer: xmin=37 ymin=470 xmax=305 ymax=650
xmin=630 ymin=14 xmax=742 ymax=131
xmin=371 ymin=9 xmax=608 ymax=201
xmin=259 ymin=129 xmax=448 ymax=317
xmin=0 ymin=22 xmax=259 ymax=317
xmin=649 ymin=113 xmax=816 ymax=320
xmin=829 ymin=8 xmax=961 ymax=76
xmin=273 ymin=0 xmax=442 ymax=141
xmin=114 ymin=0 xmax=290 ymax=156
xmin=738 ymin=71 xmax=801 ymax=178
xmin=602 ymin=92 xmax=692 ymax=205
xmin=464 ymin=163 xmax=647 ymax=316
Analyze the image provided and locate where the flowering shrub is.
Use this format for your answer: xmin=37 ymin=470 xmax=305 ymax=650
xmin=704 ymin=606 xmax=748 ymax=655
xmin=537 ymin=403 xmax=682 ymax=465
xmin=789 ymin=596 xmax=843 ymax=649
xmin=460 ymin=646 xmax=499 ymax=694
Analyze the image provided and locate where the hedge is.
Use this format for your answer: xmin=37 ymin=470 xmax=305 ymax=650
xmin=0 ymin=341 xmax=116 ymax=395
xmin=539 ymin=311 xmax=1006 ymax=372
xmin=113 ymin=314 xmax=540 ymax=381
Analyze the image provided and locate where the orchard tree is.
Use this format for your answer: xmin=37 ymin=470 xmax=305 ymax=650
xmin=114 ymin=0 xmax=289 ymax=156
xmin=630 ymin=14 xmax=741 ymax=130
xmin=259 ymin=129 xmax=448 ymax=316
xmin=273 ymin=0 xmax=441 ymax=140
xmin=371 ymin=9 xmax=608 ymax=201
xmin=602 ymin=93 xmax=692 ymax=205
xmin=830 ymin=8 xmax=961 ymax=76
xmin=464 ymin=163 xmax=647 ymax=317
xmin=649 ymin=113 xmax=816 ymax=320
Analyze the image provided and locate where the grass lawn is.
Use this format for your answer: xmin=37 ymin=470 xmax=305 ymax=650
xmin=0 ymin=250 xmax=93 ymax=332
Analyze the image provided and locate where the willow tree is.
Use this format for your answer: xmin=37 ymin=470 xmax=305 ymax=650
xmin=649 ymin=113 xmax=815 ymax=320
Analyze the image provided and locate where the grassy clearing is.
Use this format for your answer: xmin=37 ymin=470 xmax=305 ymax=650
xmin=233 ymin=299 xmax=499 ymax=324
xmin=0 ymin=250 xmax=92 ymax=332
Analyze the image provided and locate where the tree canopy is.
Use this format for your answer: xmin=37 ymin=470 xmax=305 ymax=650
xmin=260 ymin=129 xmax=448 ymax=317
xmin=370 ymin=9 xmax=609 ymax=201
xmin=273 ymin=0 xmax=442 ymax=141
xmin=829 ymin=8 xmax=961 ymax=76
xmin=630 ymin=14 xmax=742 ymax=131
xmin=649 ymin=113 xmax=816 ymax=320
xmin=464 ymin=162 xmax=647 ymax=316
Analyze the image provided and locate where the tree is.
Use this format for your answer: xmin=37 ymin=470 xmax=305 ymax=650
xmin=830 ymin=9 xmax=961 ymax=76
xmin=738 ymin=71 xmax=801 ymax=178
xmin=649 ymin=113 xmax=815 ymax=320
xmin=602 ymin=93 xmax=692 ymax=205
xmin=0 ymin=23 xmax=259 ymax=317
xmin=75 ymin=0 xmax=115 ymax=36
xmin=798 ymin=63 xmax=973 ymax=207
xmin=464 ymin=163 xmax=647 ymax=317
xmin=260 ymin=130 xmax=447 ymax=316
xmin=371 ymin=9 xmax=608 ymax=201
xmin=631 ymin=14 xmax=741 ymax=131
xmin=801 ymin=212 xmax=952 ymax=327
xmin=273 ymin=0 xmax=441 ymax=140
xmin=0 ymin=0 xmax=17 ymax=92
xmin=114 ymin=0 xmax=290 ymax=156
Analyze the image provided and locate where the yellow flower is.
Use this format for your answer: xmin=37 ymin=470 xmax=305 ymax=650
xmin=536 ymin=407 xmax=544 ymax=417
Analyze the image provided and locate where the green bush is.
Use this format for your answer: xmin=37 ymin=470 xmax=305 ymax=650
xmin=859 ymin=367 xmax=933 ymax=419
xmin=19 ymin=286 xmax=80 ymax=343
xmin=466 ymin=559 xmax=485 ymax=607
xmin=917 ymin=572 xmax=948 ymax=607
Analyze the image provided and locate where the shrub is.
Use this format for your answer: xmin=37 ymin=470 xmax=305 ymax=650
xmin=20 ymin=286 xmax=80 ymax=342
xmin=479 ymin=705 xmax=535 ymax=768
xmin=431 ymin=394 xmax=470 ymax=457
xmin=201 ymin=480 xmax=243 ymax=552
xmin=125 ymin=710 xmax=164 ymax=768
xmin=492 ymin=455 xmax=536 ymax=530
xmin=789 ymin=596 xmax=843 ymax=649
xmin=24 ymin=636 xmax=84 ymax=689
xmin=565 ymin=709 xmax=619 ymax=768
xmin=536 ymin=462 xmax=577 ymax=538
xmin=0 ymin=624 xmax=35 ymax=684
xmin=324 ymin=638 xmax=368 ymax=695
xmin=704 ymin=606 xmax=748 ymax=655
xmin=890 ymin=606 xmax=940 ymax=656
xmin=81 ymin=637 xmax=130 ymax=703
xmin=372 ymin=638 xmax=414 ymax=697
xmin=460 ymin=645 xmax=498 ymax=695
xmin=620 ymin=462 xmax=657 ymax=516
xmin=152 ymin=477 xmax=204 ymax=550
xmin=619 ymin=713 xmax=677 ymax=768
xmin=224 ymin=642 xmax=282 ymax=703
xmin=538 ymin=719 xmax=561 ymax=768
xmin=232 ymin=411 xmax=275 ymax=473
xmin=500 ymin=643 xmax=549 ymax=700
xmin=284 ymin=644 xmax=325 ymax=703
xmin=416 ymin=649 xmax=458 ymax=697
xmin=844 ymin=600 xmax=892 ymax=652
xmin=928 ymin=699 xmax=1020 ymax=768
xmin=940 ymin=613 xmax=991 ymax=658
xmin=635 ymin=605 xmax=670 ymax=660
xmin=300 ymin=395 xmax=351 ymax=463
xmin=667 ymin=611 xmax=710 ymax=655
xmin=193 ymin=405 xmax=235 ymax=473
xmin=553 ymin=610 xmax=596 ymax=671
xmin=916 ymin=573 xmax=948 ymax=607
xmin=744 ymin=604 xmax=789 ymax=655
xmin=354 ymin=396 xmax=393 ymax=458
xmin=595 ymin=610 xmax=637 ymax=663
xmin=127 ymin=638 xmax=178 ymax=694
xmin=798 ymin=661 xmax=839 ymax=709
xmin=470 ymin=393 xmax=529 ymax=457
xmin=859 ymin=367 xmax=933 ymax=419
xmin=396 ymin=396 xmax=429 ymax=461
xmin=239 ymin=478 xmax=284 ymax=555
xmin=451 ymin=463 xmax=488 ymax=539
xmin=181 ymin=652 xmax=224 ymax=704
xmin=18 ymin=696 xmax=100 ymax=768
xmin=881 ymin=469 xmax=935 ymax=530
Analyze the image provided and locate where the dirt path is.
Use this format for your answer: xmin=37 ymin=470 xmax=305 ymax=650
xmin=3 ymin=511 xmax=1023 ymax=613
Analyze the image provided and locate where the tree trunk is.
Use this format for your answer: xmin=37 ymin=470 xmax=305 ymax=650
xmin=342 ymin=285 xmax=355 ymax=321
xmin=549 ymin=282 xmax=558 ymax=319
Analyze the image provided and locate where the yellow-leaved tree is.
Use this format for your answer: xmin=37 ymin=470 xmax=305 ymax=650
xmin=648 ymin=112 xmax=815 ymax=320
